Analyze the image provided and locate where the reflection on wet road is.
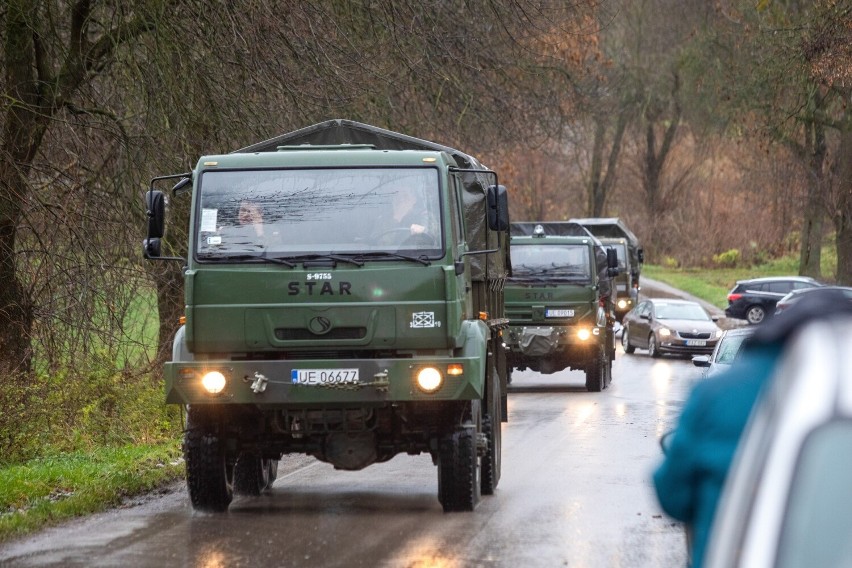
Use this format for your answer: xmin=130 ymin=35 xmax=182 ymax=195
xmin=0 ymin=345 xmax=699 ymax=567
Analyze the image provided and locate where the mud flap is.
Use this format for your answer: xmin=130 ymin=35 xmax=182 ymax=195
xmin=519 ymin=327 xmax=559 ymax=357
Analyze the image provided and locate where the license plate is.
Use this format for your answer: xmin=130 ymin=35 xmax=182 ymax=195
xmin=545 ymin=309 xmax=574 ymax=318
xmin=686 ymin=340 xmax=706 ymax=347
xmin=291 ymin=368 xmax=360 ymax=385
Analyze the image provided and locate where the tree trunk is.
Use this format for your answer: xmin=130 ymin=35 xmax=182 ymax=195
xmin=798 ymin=121 xmax=826 ymax=278
xmin=834 ymin=124 xmax=852 ymax=285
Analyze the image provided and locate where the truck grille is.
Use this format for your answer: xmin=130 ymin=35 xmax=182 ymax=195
xmin=275 ymin=327 xmax=367 ymax=340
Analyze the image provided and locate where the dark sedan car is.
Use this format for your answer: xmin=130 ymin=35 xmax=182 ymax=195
xmin=622 ymin=298 xmax=722 ymax=358
xmin=774 ymin=285 xmax=852 ymax=315
xmin=725 ymin=276 xmax=822 ymax=324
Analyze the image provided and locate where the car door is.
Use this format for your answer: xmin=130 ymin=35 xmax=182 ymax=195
xmin=632 ymin=301 xmax=652 ymax=347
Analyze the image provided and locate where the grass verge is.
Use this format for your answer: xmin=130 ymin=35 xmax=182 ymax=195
xmin=0 ymin=440 xmax=183 ymax=543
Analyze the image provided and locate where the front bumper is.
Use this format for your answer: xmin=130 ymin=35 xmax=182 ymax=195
xmin=165 ymin=355 xmax=484 ymax=405
xmin=504 ymin=324 xmax=606 ymax=356
xmin=657 ymin=338 xmax=718 ymax=355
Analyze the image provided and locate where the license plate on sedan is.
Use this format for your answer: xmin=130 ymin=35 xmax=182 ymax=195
xmin=686 ymin=340 xmax=706 ymax=347
xmin=291 ymin=368 xmax=359 ymax=385
xmin=546 ymin=309 xmax=574 ymax=318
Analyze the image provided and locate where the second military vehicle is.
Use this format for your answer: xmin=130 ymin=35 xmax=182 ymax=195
xmin=143 ymin=119 xmax=511 ymax=513
xmin=504 ymin=222 xmax=619 ymax=391
xmin=571 ymin=217 xmax=643 ymax=320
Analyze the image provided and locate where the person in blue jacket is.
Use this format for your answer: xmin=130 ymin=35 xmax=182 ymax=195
xmin=653 ymin=289 xmax=852 ymax=568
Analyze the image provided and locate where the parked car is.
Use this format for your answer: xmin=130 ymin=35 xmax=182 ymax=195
xmin=724 ymin=276 xmax=823 ymax=325
xmin=774 ymin=285 xmax=852 ymax=316
xmin=703 ymin=314 xmax=852 ymax=568
xmin=622 ymin=298 xmax=722 ymax=358
xmin=692 ymin=327 xmax=754 ymax=378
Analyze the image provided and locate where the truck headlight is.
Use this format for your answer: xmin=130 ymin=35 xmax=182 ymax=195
xmin=416 ymin=367 xmax=443 ymax=393
xmin=577 ymin=329 xmax=591 ymax=341
xmin=201 ymin=371 xmax=227 ymax=394
xmin=617 ymin=299 xmax=628 ymax=309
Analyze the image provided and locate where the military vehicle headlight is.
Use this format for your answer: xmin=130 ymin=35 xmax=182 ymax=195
xmin=659 ymin=328 xmax=672 ymax=337
xmin=416 ymin=367 xmax=443 ymax=393
xmin=577 ymin=328 xmax=591 ymax=341
xmin=201 ymin=371 xmax=227 ymax=394
xmin=617 ymin=299 xmax=628 ymax=309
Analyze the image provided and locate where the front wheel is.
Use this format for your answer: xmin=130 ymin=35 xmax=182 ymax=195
xmin=184 ymin=407 xmax=234 ymax=512
xmin=480 ymin=370 xmax=502 ymax=495
xmin=585 ymin=346 xmax=607 ymax=392
xmin=622 ymin=325 xmax=635 ymax=354
xmin=648 ymin=334 xmax=661 ymax=358
xmin=746 ymin=305 xmax=766 ymax=325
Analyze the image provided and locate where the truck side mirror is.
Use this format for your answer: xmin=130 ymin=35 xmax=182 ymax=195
xmin=606 ymin=248 xmax=619 ymax=269
xmin=143 ymin=238 xmax=162 ymax=259
xmin=487 ymin=185 xmax=509 ymax=232
xmin=146 ymin=190 xmax=166 ymax=239
xmin=638 ymin=248 xmax=645 ymax=263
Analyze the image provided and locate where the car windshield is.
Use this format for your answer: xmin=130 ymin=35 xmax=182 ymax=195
xmin=714 ymin=334 xmax=749 ymax=364
xmin=654 ymin=302 xmax=709 ymax=321
xmin=509 ymin=244 xmax=591 ymax=282
xmin=195 ymin=167 xmax=442 ymax=260
xmin=776 ymin=420 xmax=852 ymax=568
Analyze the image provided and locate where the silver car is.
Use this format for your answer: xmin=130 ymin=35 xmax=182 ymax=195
xmin=704 ymin=315 xmax=852 ymax=568
xmin=691 ymin=327 xmax=754 ymax=378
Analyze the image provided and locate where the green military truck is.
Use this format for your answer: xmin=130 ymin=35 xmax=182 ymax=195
xmin=570 ymin=217 xmax=644 ymax=321
xmin=504 ymin=222 xmax=619 ymax=391
xmin=143 ymin=120 xmax=511 ymax=513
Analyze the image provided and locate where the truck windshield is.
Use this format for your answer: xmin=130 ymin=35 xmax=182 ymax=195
xmin=195 ymin=167 xmax=443 ymax=260
xmin=509 ymin=244 xmax=591 ymax=282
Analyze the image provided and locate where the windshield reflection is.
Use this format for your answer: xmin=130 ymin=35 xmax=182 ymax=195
xmin=195 ymin=168 xmax=443 ymax=260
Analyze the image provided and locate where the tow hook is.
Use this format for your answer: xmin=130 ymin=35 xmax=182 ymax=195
xmin=250 ymin=372 xmax=269 ymax=394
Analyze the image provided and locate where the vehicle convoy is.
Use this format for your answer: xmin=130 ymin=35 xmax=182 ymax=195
xmin=570 ymin=217 xmax=644 ymax=320
xmin=142 ymin=119 xmax=512 ymax=513
xmin=503 ymin=222 xmax=619 ymax=391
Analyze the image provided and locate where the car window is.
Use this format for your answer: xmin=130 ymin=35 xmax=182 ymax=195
xmin=793 ymin=281 xmax=815 ymax=290
xmin=714 ymin=334 xmax=749 ymax=364
xmin=654 ymin=302 xmax=710 ymax=321
xmin=776 ymin=420 xmax=852 ymax=568
xmin=747 ymin=283 xmax=767 ymax=292
xmin=769 ymin=282 xmax=794 ymax=294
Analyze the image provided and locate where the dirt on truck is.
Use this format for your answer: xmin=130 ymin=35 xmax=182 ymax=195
xmin=504 ymin=222 xmax=619 ymax=391
xmin=143 ymin=119 xmax=512 ymax=513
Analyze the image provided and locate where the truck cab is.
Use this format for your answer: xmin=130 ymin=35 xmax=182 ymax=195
xmin=143 ymin=120 xmax=510 ymax=513
xmin=503 ymin=222 xmax=617 ymax=391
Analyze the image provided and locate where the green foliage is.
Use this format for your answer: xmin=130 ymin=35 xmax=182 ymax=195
xmin=0 ymin=442 xmax=182 ymax=541
xmin=712 ymin=248 xmax=740 ymax=268
xmin=663 ymin=256 xmax=679 ymax=268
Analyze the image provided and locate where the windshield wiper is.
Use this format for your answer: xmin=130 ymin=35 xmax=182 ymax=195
xmin=272 ymin=253 xmax=365 ymax=267
xmin=352 ymin=251 xmax=431 ymax=266
xmin=200 ymin=252 xmax=296 ymax=267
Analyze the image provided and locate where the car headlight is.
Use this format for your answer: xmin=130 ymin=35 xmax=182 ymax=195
xmin=715 ymin=329 xmax=723 ymax=338
xmin=416 ymin=367 xmax=443 ymax=393
xmin=201 ymin=371 xmax=227 ymax=395
xmin=659 ymin=328 xmax=672 ymax=337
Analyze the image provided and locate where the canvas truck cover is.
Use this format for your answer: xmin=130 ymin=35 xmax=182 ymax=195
xmin=569 ymin=217 xmax=641 ymax=268
xmin=235 ymin=119 xmax=508 ymax=281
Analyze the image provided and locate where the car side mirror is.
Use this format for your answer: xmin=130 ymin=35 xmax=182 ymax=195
xmin=486 ymin=184 xmax=510 ymax=232
xmin=692 ymin=355 xmax=711 ymax=368
xmin=711 ymin=315 xmax=720 ymax=322
xmin=640 ymin=313 xmax=650 ymax=320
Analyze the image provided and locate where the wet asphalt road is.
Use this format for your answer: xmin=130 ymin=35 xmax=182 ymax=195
xmin=0 ymin=343 xmax=701 ymax=567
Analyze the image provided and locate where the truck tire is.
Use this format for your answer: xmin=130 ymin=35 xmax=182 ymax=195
xmin=437 ymin=406 xmax=482 ymax=512
xmin=234 ymin=454 xmax=276 ymax=496
xmin=585 ymin=346 xmax=606 ymax=392
xmin=480 ymin=371 xmax=502 ymax=495
xmin=184 ymin=417 xmax=234 ymax=512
